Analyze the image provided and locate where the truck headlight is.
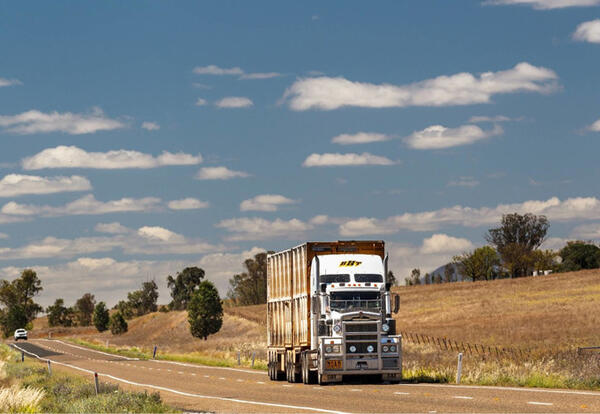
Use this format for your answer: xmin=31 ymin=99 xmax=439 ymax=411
xmin=333 ymin=323 xmax=341 ymax=334
xmin=382 ymin=345 xmax=389 ymax=353
xmin=349 ymin=345 xmax=357 ymax=353
xmin=326 ymin=346 xmax=333 ymax=353
xmin=367 ymin=345 xmax=374 ymax=353
xmin=333 ymin=345 xmax=341 ymax=353
xmin=390 ymin=345 xmax=396 ymax=352
xmin=382 ymin=323 xmax=389 ymax=332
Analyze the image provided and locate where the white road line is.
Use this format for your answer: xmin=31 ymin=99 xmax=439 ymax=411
xmin=402 ymin=383 xmax=600 ymax=397
xmin=219 ymin=377 xmax=226 ymax=380
xmin=256 ymin=381 xmax=265 ymax=384
xmin=350 ymin=389 xmax=361 ymax=392
xmin=528 ymin=402 xmax=553 ymax=406
xmin=204 ymin=375 xmax=210 ymax=378
xmin=35 ymin=339 xmax=138 ymax=361
xmin=11 ymin=343 xmax=349 ymax=414
xmin=394 ymin=392 xmax=410 ymax=395
xmin=283 ymin=384 xmax=293 ymax=387
xmin=237 ymin=379 xmax=244 ymax=382
xmin=453 ymin=396 xmax=473 ymax=400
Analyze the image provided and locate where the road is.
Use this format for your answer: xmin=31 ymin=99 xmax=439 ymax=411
xmin=10 ymin=339 xmax=600 ymax=413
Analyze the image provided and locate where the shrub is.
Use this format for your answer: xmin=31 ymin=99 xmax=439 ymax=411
xmin=188 ymin=281 xmax=222 ymax=340
xmin=109 ymin=312 xmax=128 ymax=335
xmin=93 ymin=302 xmax=109 ymax=332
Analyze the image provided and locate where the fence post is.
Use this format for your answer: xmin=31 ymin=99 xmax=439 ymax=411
xmin=48 ymin=331 xmax=52 ymax=339
xmin=21 ymin=351 xmax=24 ymax=362
xmin=94 ymin=372 xmax=100 ymax=395
xmin=47 ymin=360 xmax=52 ymax=375
xmin=237 ymin=351 xmax=241 ymax=365
xmin=105 ymin=340 xmax=109 ymax=348
xmin=153 ymin=345 xmax=157 ymax=359
xmin=251 ymin=352 xmax=256 ymax=368
xmin=456 ymin=353 xmax=463 ymax=384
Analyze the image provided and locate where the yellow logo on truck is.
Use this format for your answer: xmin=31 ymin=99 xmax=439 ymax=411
xmin=339 ymin=260 xmax=362 ymax=267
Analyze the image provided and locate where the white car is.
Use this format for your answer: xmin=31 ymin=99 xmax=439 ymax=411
xmin=14 ymin=329 xmax=27 ymax=341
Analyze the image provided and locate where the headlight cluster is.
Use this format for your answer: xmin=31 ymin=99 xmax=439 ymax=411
xmin=333 ymin=323 xmax=342 ymax=334
xmin=382 ymin=344 xmax=397 ymax=353
xmin=382 ymin=323 xmax=390 ymax=332
xmin=325 ymin=345 xmax=341 ymax=353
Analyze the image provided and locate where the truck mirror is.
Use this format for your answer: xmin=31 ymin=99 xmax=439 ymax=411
xmin=393 ymin=294 xmax=400 ymax=314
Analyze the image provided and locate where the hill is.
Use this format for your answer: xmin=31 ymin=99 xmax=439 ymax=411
xmin=29 ymin=269 xmax=600 ymax=356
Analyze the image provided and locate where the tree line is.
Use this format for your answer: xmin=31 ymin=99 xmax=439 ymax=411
xmin=405 ymin=212 xmax=600 ymax=285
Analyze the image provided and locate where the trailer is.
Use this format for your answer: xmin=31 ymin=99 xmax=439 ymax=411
xmin=267 ymin=241 xmax=401 ymax=384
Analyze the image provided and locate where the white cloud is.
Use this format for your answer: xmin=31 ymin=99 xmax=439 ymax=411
xmin=468 ymin=115 xmax=512 ymax=123
xmin=570 ymin=223 xmax=600 ymax=240
xmin=0 ymin=174 xmax=91 ymax=197
xmin=193 ymin=65 xmax=281 ymax=80
xmin=483 ymin=0 xmax=600 ymax=9
xmin=195 ymin=98 xmax=208 ymax=106
xmin=141 ymin=121 xmax=160 ymax=131
xmin=404 ymin=124 xmax=502 ymax=150
xmin=0 ymin=108 xmax=125 ymax=135
xmin=215 ymin=97 xmax=254 ymax=108
xmin=573 ymin=19 xmax=600 ymax=43
xmin=94 ymin=222 xmax=130 ymax=234
xmin=589 ymin=118 xmax=600 ymax=132
xmin=0 ymin=78 xmax=21 ymax=87
xmin=420 ymin=233 xmax=474 ymax=254
xmin=138 ymin=226 xmax=183 ymax=242
xmin=0 ymin=233 xmax=8 ymax=239
xmin=195 ymin=167 xmax=250 ymax=180
xmin=283 ymin=63 xmax=558 ymax=111
xmin=339 ymin=196 xmax=600 ymax=236
xmin=447 ymin=177 xmax=480 ymax=188
xmin=193 ymin=65 xmax=244 ymax=75
xmin=331 ymin=132 xmax=392 ymax=145
xmin=240 ymin=72 xmax=281 ymax=80
xmin=216 ymin=217 xmax=314 ymax=241
xmin=0 ymin=226 xmax=221 ymax=261
xmin=1 ymin=194 xmax=161 ymax=217
xmin=240 ymin=194 xmax=297 ymax=212
xmin=302 ymin=152 xmax=395 ymax=167
xmin=168 ymin=198 xmax=209 ymax=210
xmin=22 ymin=146 xmax=202 ymax=170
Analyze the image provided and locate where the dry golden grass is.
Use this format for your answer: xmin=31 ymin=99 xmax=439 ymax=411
xmin=392 ymin=269 xmax=600 ymax=351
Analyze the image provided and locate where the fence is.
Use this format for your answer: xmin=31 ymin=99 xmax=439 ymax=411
xmin=399 ymin=331 xmax=532 ymax=359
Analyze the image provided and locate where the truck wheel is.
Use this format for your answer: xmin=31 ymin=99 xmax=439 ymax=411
xmin=317 ymin=373 xmax=327 ymax=386
xmin=301 ymin=354 xmax=308 ymax=384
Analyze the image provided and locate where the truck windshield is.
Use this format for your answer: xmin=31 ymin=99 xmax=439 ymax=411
xmin=330 ymin=291 xmax=381 ymax=312
xmin=354 ymin=274 xmax=383 ymax=283
xmin=320 ymin=274 xmax=350 ymax=283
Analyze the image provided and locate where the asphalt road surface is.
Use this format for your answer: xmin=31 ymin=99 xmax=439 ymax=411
xmin=10 ymin=339 xmax=600 ymax=413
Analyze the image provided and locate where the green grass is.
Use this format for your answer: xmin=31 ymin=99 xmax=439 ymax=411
xmin=67 ymin=338 xmax=268 ymax=371
xmin=0 ymin=344 xmax=178 ymax=413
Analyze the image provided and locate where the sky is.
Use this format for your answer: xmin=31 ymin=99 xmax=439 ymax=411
xmin=1 ymin=0 xmax=600 ymax=307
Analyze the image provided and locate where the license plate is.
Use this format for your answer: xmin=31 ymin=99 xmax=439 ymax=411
xmin=326 ymin=359 xmax=342 ymax=370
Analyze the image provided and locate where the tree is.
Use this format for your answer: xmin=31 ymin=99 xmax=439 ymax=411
xmin=93 ymin=302 xmax=110 ymax=332
xmin=188 ymin=281 xmax=223 ymax=340
xmin=410 ymin=268 xmax=421 ymax=285
xmin=0 ymin=269 xmax=43 ymax=337
xmin=115 ymin=300 xmax=134 ymax=319
xmin=227 ymin=252 xmax=272 ymax=305
xmin=387 ymin=271 xmax=397 ymax=286
xmin=453 ymin=246 xmax=500 ymax=282
xmin=531 ymin=249 xmax=559 ymax=273
xmin=46 ymin=299 xmax=74 ymax=327
xmin=127 ymin=280 xmax=159 ymax=317
xmin=167 ymin=267 xmax=205 ymax=310
xmin=74 ymin=293 xmax=96 ymax=326
xmin=559 ymin=241 xmax=600 ymax=272
xmin=486 ymin=213 xmax=549 ymax=277
xmin=444 ymin=263 xmax=454 ymax=283
xmin=109 ymin=311 xmax=128 ymax=335
xmin=434 ymin=274 xmax=442 ymax=284
xmin=424 ymin=273 xmax=431 ymax=285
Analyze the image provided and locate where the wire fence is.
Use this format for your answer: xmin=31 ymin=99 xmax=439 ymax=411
xmin=399 ymin=331 xmax=533 ymax=359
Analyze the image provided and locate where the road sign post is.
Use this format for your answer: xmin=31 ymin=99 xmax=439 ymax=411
xmin=94 ymin=372 xmax=100 ymax=395
xmin=456 ymin=352 xmax=463 ymax=384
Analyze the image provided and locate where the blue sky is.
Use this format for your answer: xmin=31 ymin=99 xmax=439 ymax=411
xmin=1 ymin=0 xmax=600 ymax=306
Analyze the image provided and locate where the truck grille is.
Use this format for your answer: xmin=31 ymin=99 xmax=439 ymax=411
xmin=345 ymin=323 xmax=377 ymax=332
xmin=382 ymin=358 xmax=398 ymax=368
xmin=346 ymin=334 xmax=377 ymax=341
xmin=346 ymin=342 xmax=378 ymax=354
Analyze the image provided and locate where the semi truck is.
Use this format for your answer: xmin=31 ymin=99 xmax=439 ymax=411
xmin=267 ymin=240 xmax=401 ymax=385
